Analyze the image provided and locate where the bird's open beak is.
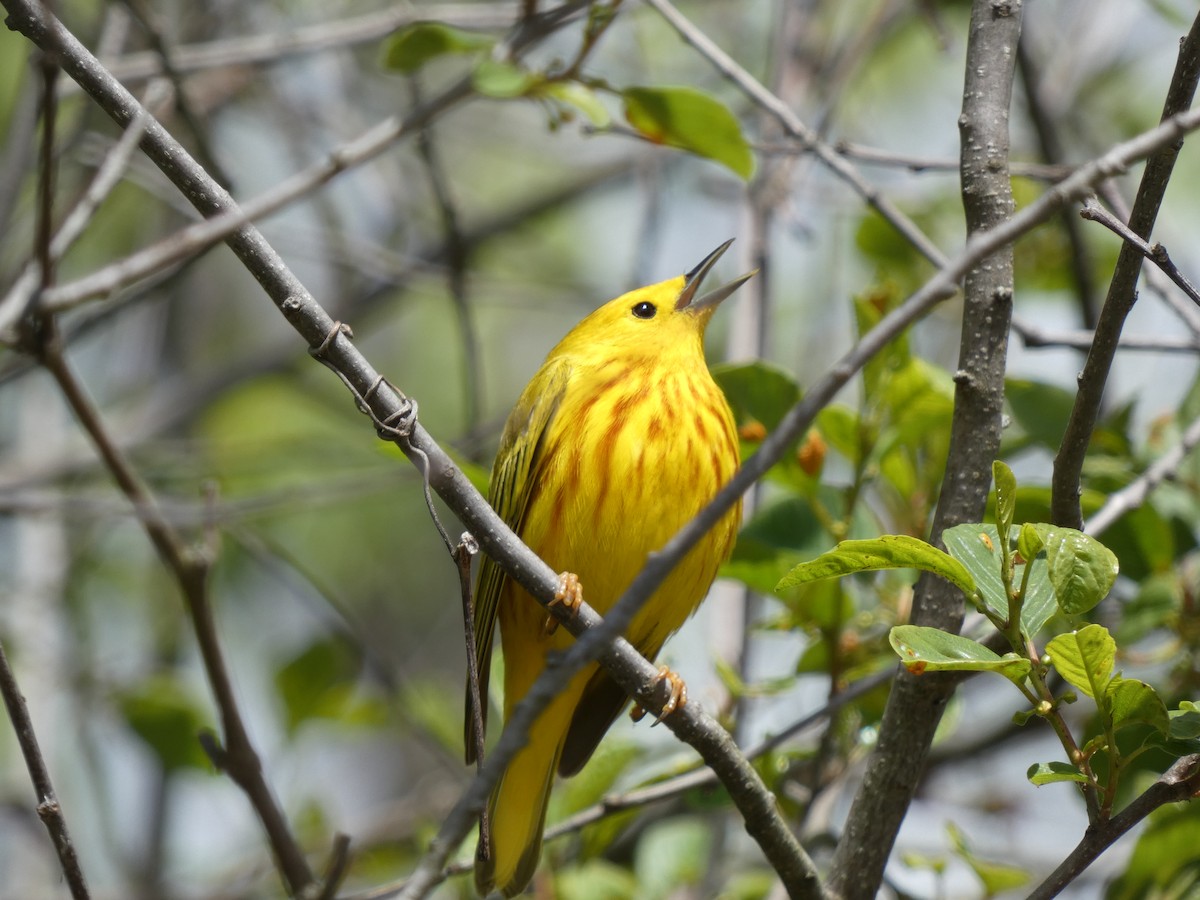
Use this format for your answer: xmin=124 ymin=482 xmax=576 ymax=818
xmin=676 ymin=239 xmax=758 ymax=312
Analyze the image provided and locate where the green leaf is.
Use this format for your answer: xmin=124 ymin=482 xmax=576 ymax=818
xmin=1006 ymin=379 xmax=1076 ymax=451
xmin=889 ymin=625 xmax=1031 ymax=684
xmin=542 ymin=81 xmax=611 ymax=127
xmin=276 ymin=638 xmax=369 ymax=735
xmin=1026 ymin=761 xmax=1090 ymax=785
xmin=945 ymin=822 xmax=1030 ymax=895
xmin=472 ymin=59 xmax=538 ymax=98
xmin=622 ymin=86 xmax=754 ymax=179
xmin=1036 ymin=525 xmax=1119 ymax=615
xmin=777 ymin=535 xmax=976 ymax=598
xmin=1017 ymin=521 xmax=1044 ymax=563
xmin=1106 ymin=677 xmax=1169 ymax=735
xmin=711 ymin=360 xmax=802 ymax=432
xmin=554 ymin=859 xmax=638 ymax=900
xmin=381 ymin=22 xmax=492 ymax=74
xmin=1044 ymin=624 xmax=1115 ymax=701
xmin=943 ymin=523 xmax=1056 ymax=636
xmin=992 ymin=461 xmax=1017 ymax=547
xmin=118 ymin=676 xmax=211 ymax=772
xmin=555 ymin=741 xmax=640 ymax=817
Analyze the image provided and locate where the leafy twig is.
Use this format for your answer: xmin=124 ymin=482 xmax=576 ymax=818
xmin=1026 ymin=754 xmax=1200 ymax=900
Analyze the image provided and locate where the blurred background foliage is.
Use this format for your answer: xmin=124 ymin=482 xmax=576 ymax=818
xmin=0 ymin=0 xmax=1199 ymax=898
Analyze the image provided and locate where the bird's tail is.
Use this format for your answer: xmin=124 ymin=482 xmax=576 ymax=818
xmin=474 ymin=697 xmax=570 ymax=897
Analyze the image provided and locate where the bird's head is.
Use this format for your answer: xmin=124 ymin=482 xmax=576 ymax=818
xmin=556 ymin=240 xmax=757 ymax=360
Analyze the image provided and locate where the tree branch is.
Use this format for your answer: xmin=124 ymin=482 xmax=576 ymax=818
xmin=1079 ymin=196 xmax=1200 ymax=308
xmin=1026 ymin=754 xmax=1200 ymax=900
xmin=829 ymin=1 xmax=1024 ymax=894
xmin=1051 ymin=11 xmax=1200 ymax=529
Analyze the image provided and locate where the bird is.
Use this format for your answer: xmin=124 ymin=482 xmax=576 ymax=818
xmin=466 ymin=240 xmax=753 ymax=897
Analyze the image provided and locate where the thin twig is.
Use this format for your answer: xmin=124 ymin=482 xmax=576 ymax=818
xmin=118 ymin=0 xmax=234 ymax=188
xmin=411 ymin=81 xmax=483 ymax=441
xmin=35 ymin=324 xmax=317 ymax=896
xmin=0 ymin=638 xmax=92 ymax=899
xmin=0 ymin=80 xmax=169 ymax=335
xmin=1094 ymin=180 xmax=1200 ymax=336
xmin=1051 ymin=11 xmax=1200 ymax=529
xmin=1018 ymin=32 xmax=1099 ymax=330
xmin=829 ymin=140 xmax=1070 ymax=181
xmin=1079 ymin=197 xmax=1200 ymax=308
xmin=1012 ymin=317 xmax=1200 ymax=353
xmin=66 ymin=4 xmax=520 ymax=91
xmin=1086 ymin=411 xmax=1200 ymax=536
xmin=644 ymin=0 xmax=948 ymax=269
xmin=0 ymin=91 xmax=472 ymax=331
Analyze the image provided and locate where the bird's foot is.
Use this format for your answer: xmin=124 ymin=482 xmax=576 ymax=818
xmin=541 ymin=571 xmax=583 ymax=636
xmin=630 ymin=666 xmax=687 ymax=725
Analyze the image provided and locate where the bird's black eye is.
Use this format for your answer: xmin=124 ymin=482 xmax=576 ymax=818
xmin=631 ymin=301 xmax=657 ymax=319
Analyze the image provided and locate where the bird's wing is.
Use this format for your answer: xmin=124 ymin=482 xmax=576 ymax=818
xmin=464 ymin=358 xmax=572 ymax=764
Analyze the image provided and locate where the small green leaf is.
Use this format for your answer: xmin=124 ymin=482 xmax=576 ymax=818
xmin=276 ymin=638 xmax=363 ymax=735
xmin=946 ymin=822 xmax=1030 ymax=895
xmin=381 ymin=22 xmax=492 ymax=74
xmin=118 ymin=676 xmax=211 ymax=772
xmin=1027 ymin=761 xmax=1090 ymax=785
xmin=889 ymin=625 xmax=1031 ymax=684
xmin=993 ymin=461 xmax=1017 ymax=547
xmin=1106 ymin=677 xmax=1169 ymax=735
xmin=542 ymin=82 xmax=611 ymax=127
xmin=622 ymin=86 xmax=754 ymax=179
xmin=1017 ymin=521 xmax=1044 ymax=564
xmin=943 ymin=524 xmax=1056 ymax=635
xmin=1044 ymin=624 xmax=1115 ymax=700
xmin=1036 ymin=524 xmax=1119 ymax=615
xmin=472 ymin=59 xmax=538 ymax=97
xmin=777 ymin=535 xmax=976 ymax=598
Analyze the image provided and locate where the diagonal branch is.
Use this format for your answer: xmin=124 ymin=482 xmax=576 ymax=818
xmin=1051 ymin=11 xmax=1200 ymax=529
xmin=1026 ymin=754 xmax=1200 ymax=900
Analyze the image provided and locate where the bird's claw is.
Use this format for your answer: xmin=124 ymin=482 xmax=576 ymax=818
xmin=630 ymin=666 xmax=687 ymax=725
xmin=541 ymin=572 xmax=583 ymax=636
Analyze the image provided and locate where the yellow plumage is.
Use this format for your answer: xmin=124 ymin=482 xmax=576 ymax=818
xmin=467 ymin=242 xmax=752 ymax=897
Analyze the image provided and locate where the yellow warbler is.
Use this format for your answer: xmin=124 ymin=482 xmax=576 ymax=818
xmin=466 ymin=241 xmax=752 ymax=897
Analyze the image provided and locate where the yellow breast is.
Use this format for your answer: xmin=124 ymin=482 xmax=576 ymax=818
xmin=519 ymin=352 xmax=740 ymax=650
